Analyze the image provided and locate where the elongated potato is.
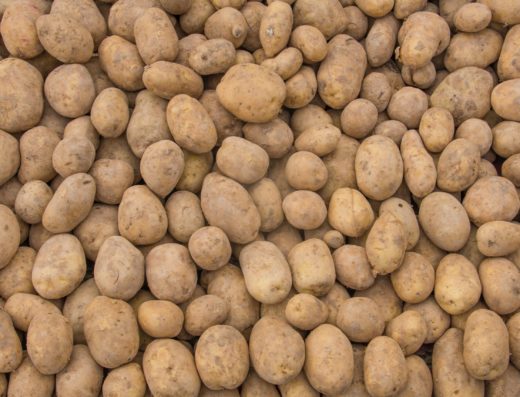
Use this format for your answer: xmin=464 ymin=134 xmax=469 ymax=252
xmin=144 ymin=61 xmax=204 ymax=100
xmin=479 ymin=258 xmax=520 ymax=315
xmin=365 ymin=14 xmax=399 ymax=67
xmin=259 ymin=1 xmax=293 ymax=57
xmin=385 ymin=311 xmax=427 ymax=356
xmin=7 ymin=355 xmax=55 ymax=397
xmin=18 ymin=126 xmax=60 ymax=184
xmin=0 ymin=4 xmax=44 ymax=59
xmin=4 ymin=292 xmax=61 ymax=332
xmin=0 ymin=308 xmax=22 ymax=373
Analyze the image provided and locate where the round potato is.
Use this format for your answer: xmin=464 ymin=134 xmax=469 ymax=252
xmin=290 ymin=25 xmax=327 ymax=63
xmin=188 ymin=226 xmax=231 ymax=271
xmin=52 ymin=137 xmax=96 ymax=178
xmin=390 ymin=252 xmax=434 ymax=304
xmin=137 ymin=300 xmax=184 ymax=338
xmin=102 ymin=363 xmax=147 ymax=397
xmin=285 ymin=293 xmax=328 ymax=330
xmin=185 ymin=294 xmax=229 ymax=336
xmin=0 ymin=247 xmax=36 ymax=299
xmin=293 ymin=0 xmax=347 ymax=39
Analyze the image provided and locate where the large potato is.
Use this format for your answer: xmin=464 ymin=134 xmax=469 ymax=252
xmin=6 ymin=355 xmax=55 ymax=397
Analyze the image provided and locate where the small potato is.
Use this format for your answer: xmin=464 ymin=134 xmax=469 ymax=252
xmin=293 ymin=0 xmax=347 ymax=39
xmin=185 ymin=295 xmax=229 ymax=336
xmin=217 ymin=63 xmax=286 ymax=123
xmin=90 ymin=88 xmax=129 ymax=138
xmin=454 ymin=3 xmax=492 ymax=32
xmin=337 ymin=297 xmax=385 ymax=343
xmin=18 ymin=126 xmax=60 ymax=184
xmin=317 ymin=34 xmax=367 ymax=109
xmin=0 ymin=205 xmax=19 ymax=269
xmin=63 ymin=279 xmax=100 ymax=344
xmin=118 ymin=185 xmax=167 ymax=245
xmin=259 ymin=1 xmax=293 ymax=57
xmin=89 ymin=159 xmax=134 ymax=205
xmin=178 ymin=0 xmax=215 ymax=34
xmin=491 ymin=78 xmax=520 ymax=122
xmin=343 ymin=5 xmax=368 ymax=40
xmin=0 ymin=4 xmax=44 ymax=59
xmin=437 ymin=138 xmax=480 ymax=192
xmin=340 ymin=99 xmax=378 ymax=139
xmin=52 ymin=137 xmax=96 ymax=178
xmin=189 ymin=38 xmax=235 ymax=75
xmin=134 ymin=7 xmax=178 ymax=65
xmin=201 ymin=173 xmax=261 ymax=244
xmin=36 ymin=13 xmax=93 ymax=63
xmin=418 ymin=192 xmax=470 ymax=252
xmin=0 ymin=130 xmax=19 ymax=186
xmin=385 ymin=311 xmax=427 ymax=356
xmin=333 ymin=244 xmax=374 ymax=291
xmin=434 ymin=254 xmax=482 ymax=315
xmin=64 ymin=116 xmax=99 ymax=149
xmin=94 ymin=236 xmax=144 ymax=300
xmin=285 ymin=151 xmax=327 ymax=191
xmin=0 ymin=308 xmax=22 ymax=373
xmin=204 ymin=7 xmax=248 ymax=48
xmin=27 ymin=312 xmax=73 ymax=375
xmin=285 ymin=293 xmax=328 ymax=330
xmin=305 ymin=324 xmax=354 ymax=395
xmin=4 ymin=292 xmax=61 ymax=332
xmin=479 ymin=258 xmax=520 ymax=315
xmin=42 ymin=173 xmax=96 ymax=233
xmin=56 ymin=345 xmax=103 ymax=397
xmin=288 ymin=239 xmax=335 ymax=297
xmin=195 ymin=325 xmax=249 ymax=390
xmin=463 ymin=309 xmax=509 ymax=380
xmin=6 ymin=355 xmax=55 ymax=397
xmin=390 ymin=252 xmax=434 ymax=304
xmin=418 ymin=107 xmax=454 ymax=153
xmin=404 ymin=297 xmax=450 ymax=344
xmin=294 ymin=124 xmax=340 ymax=157
xmin=0 ymin=247 xmax=36 ymax=299
xmin=146 ymin=243 xmax=197 ymax=304
xmin=247 ymin=178 xmax=284 ymax=233
xmin=137 ymin=300 xmax=184 ymax=338
xmin=463 ymin=176 xmax=520 ymax=226
xmin=207 ymin=265 xmax=259 ymax=331
xmin=430 ymin=66 xmax=493 ymax=125
xmin=366 ymin=212 xmax=407 ymax=276
xmin=328 ymin=188 xmax=374 ymax=238
xmin=282 ymin=190 xmax=327 ymax=230
xmin=355 ymin=135 xmax=403 ymax=201
xmin=44 ymin=64 xmax=95 ymax=118
xmin=0 ymin=58 xmax=44 ymax=133
xmin=364 ymin=336 xmax=408 ymax=397
xmin=188 ymin=226 xmax=231 ymax=271
xmin=84 ymin=296 xmax=140 ymax=368
xmin=102 ymin=363 xmax=147 ymax=397
xmin=492 ymin=121 xmax=520 ymax=159
xmin=32 ymin=234 xmax=86 ymax=299
xmin=290 ymin=104 xmax=332 ymax=135
xmin=355 ymin=276 xmax=402 ymax=324
xmin=388 ymin=87 xmax=428 ymax=129
xmin=217 ymin=137 xmax=269 ymax=184
xmin=290 ymin=25 xmax=327 ymax=63
xmin=477 ymin=221 xmax=520 ymax=257
xmin=249 ymin=316 xmax=305 ymax=385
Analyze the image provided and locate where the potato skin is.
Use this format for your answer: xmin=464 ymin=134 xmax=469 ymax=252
xmin=285 ymin=293 xmax=328 ymax=330
xmin=463 ymin=309 xmax=509 ymax=380
xmin=0 ymin=205 xmax=20 ymax=270
xmin=56 ymin=344 xmax=103 ymax=397
xmin=385 ymin=311 xmax=427 ymax=356
xmin=404 ymin=297 xmax=450 ymax=344
xmin=0 ymin=58 xmax=44 ymax=133
xmin=195 ymin=325 xmax=249 ymax=390
xmin=144 ymin=61 xmax=204 ymax=100
xmin=4 ymin=292 xmax=61 ymax=332
xmin=333 ymin=244 xmax=374 ymax=291
xmin=185 ymin=295 xmax=229 ymax=336
xmin=0 ymin=3 xmax=44 ymax=59
xmin=7 ymin=355 xmax=55 ymax=397
xmin=328 ymin=188 xmax=374 ymax=238
xmin=249 ymin=316 xmax=305 ymax=385
xmin=304 ymin=324 xmax=354 ymax=395
xmin=437 ymin=139 xmax=480 ymax=192
xmin=293 ymin=0 xmax=347 ymax=39
xmin=364 ymin=336 xmax=408 ymax=397
xmin=366 ymin=14 xmax=399 ymax=68
xmin=0 ymin=247 xmax=36 ymax=299
xmin=102 ymin=363 xmax=147 ymax=397
xmin=144 ymin=339 xmax=200 ymax=397
xmin=259 ymin=1 xmax=293 ymax=57
xmin=189 ymin=38 xmax=235 ymax=75
xmin=477 ymin=221 xmax=520 ymax=257
xmin=390 ymin=252 xmax=434 ymax=304
xmin=290 ymin=25 xmax=327 ymax=64
xmin=337 ymin=297 xmax=385 ymax=343
xmin=36 ymin=13 xmax=94 ymax=63
xmin=454 ymin=3 xmax=491 ymax=32
xmin=19 ymin=126 xmax=60 ymax=184
xmin=84 ymin=296 xmax=139 ymax=369
xmin=508 ymin=313 xmax=520 ymax=370
xmin=247 ymin=178 xmax=284 ymax=233
xmin=0 ymin=308 xmax=22 ymax=373
xmin=479 ymin=258 xmax=520 ymax=315
xmin=138 ymin=300 xmax=184 ymax=338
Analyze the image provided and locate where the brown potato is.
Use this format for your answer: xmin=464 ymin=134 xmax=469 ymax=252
xmin=0 ymin=130 xmax=19 ymax=186
xmin=508 ymin=313 xmax=520 ymax=369
xmin=454 ymin=3 xmax=492 ymax=32
xmin=328 ymin=188 xmax=373 ymax=239
xmin=388 ymin=87 xmax=428 ymax=129
xmin=185 ymin=294 xmax=229 ymax=336
xmin=491 ymin=78 xmax=520 ymax=122
xmin=137 ymin=300 xmax=184 ymax=338
xmin=18 ymin=126 xmax=60 ymax=184
xmin=144 ymin=61 xmax=204 ymax=100
xmin=0 ymin=247 xmax=36 ymax=299
xmin=294 ymin=124 xmax=340 ymax=157
xmin=204 ymin=7 xmax=247 ymax=48
xmin=4 ymin=292 xmax=61 ymax=332
xmin=404 ymin=297 xmax=450 ymax=343
xmin=380 ymin=197 xmax=419 ymax=250
xmin=418 ymin=107 xmax=454 ymax=153
xmin=476 ymin=221 xmax=520 ymax=257
xmin=290 ymin=25 xmax=327 ymax=63
xmin=0 ymin=308 xmax=22 ymax=373
xmin=455 ymin=118 xmax=493 ymax=156
xmin=477 ymin=0 xmax=520 ymax=26
xmin=391 ymin=252 xmax=434 ymax=304
xmin=492 ymin=121 xmax=520 ymax=158
xmin=259 ymin=1 xmax=293 ymax=57
xmin=293 ymin=0 xmax=347 ymax=39
xmin=333 ymin=244 xmax=375 ymax=291
xmin=247 ymin=178 xmax=284 ymax=233
xmin=282 ymin=190 xmax=327 ymax=230
xmin=63 ymin=278 xmax=100 ymax=344
xmin=102 ymin=363 xmax=146 ymax=397
xmin=166 ymin=191 xmax=205 ymax=243
xmin=479 ymin=257 xmax=520 ymax=315
xmin=498 ymin=25 xmax=520 ymax=81
xmin=365 ymin=14 xmax=400 ymax=67
xmin=385 ymin=311 xmax=427 ymax=356
xmin=90 ymin=88 xmax=129 ymax=139
xmin=437 ymin=138 xmax=480 ymax=192
xmin=285 ymin=151 xmax=327 ymax=191
xmin=502 ymin=154 xmax=520 ymax=187
xmin=486 ymin=365 xmax=520 ymax=397
xmin=0 ymin=205 xmax=20 ymax=269
xmin=189 ymin=38 xmax=235 ymax=75
xmin=242 ymin=369 xmax=281 ymax=397
xmin=337 ymin=297 xmax=385 ymax=343
xmin=89 ymin=159 xmax=134 ymax=205
xmin=6 ymin=355 xmax=55 ymax=397
xmin=343 ymin=5 xmax=368 ymax=40
xmin=52 ymin=137 xmax=96 ymax=178
xmin=285 ymin=293 xmax=328 ymax=330
xmin=283 ymin=65 xmax=317 ymax=109
xmin=188 ymin=226 xmax=230 ymax=271
xmin=398 ymin=355 xmax=432 ymax=397
xmin=0 ymin=3 xmax=44 ymax=59
xmin=341 ymin=98 xmax=378 ymax=139
xmin=216 ymin=137 xmax=269 ymax=184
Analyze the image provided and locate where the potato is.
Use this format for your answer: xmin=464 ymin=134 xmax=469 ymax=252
xmin=259 ymin=1 xmax=292 ymax=57
xmin=492 ymin=121 xmax=520 ymax=158
xmin=333 ymin=245 xmax=374 ymax=291
xmin=360 ymin=74 xmax=391 ymax=114
xmin=390 ymin=252 xmax=434 ymax=304
xmin=89 ymin=88 xmax=129 ymax=139
xmin=479 ymin=258 xmax=520 ymax=315
xmin=242 ymin=370 xmax=281 ymax=397
xmin=283 ymin=65 xmax=317 ymax=109
xmin=44 ymin=64 xmax=95 ymax=118
xmin=284 ymin=151 xmax=327 ymax=191
xmin=487 ymin=365 xmax=520 ymax=397
xmin=134 ymin=7 xmax=178 ymax=65
xmin=477 ymin=0 xmax=520 ymax=26
xmin=365 ymin=14 xmax=399 ymax=68
xmin=27 ymin=312 xmax=73 ymax=375
xmin=337 ymin=297 xmax=385 ymax=343
xmin=187 ymin=38 xmax=235 ymax=76
xmin=353 ymin=276 xmax=401 ymax=325
xmin=18 ymin=126 xmax=60 ymax=184
xmin=366 ymin=212 xmax=406 ymax=276
xmin=63 ymin=116 xmax=100 ymax=149
xmin=404 ymin=296 xmax=450 ymax=343
xmin=88 ymin=159 xmax=133 ymax=205
xmin=476 ymin=221 xmax=520 ymax=257
xmin=0 ymin=247 xmax=36 ymax=299
xmin=293 ymin=124 xmax=339 ymax=158
xmin=187 ymin=227 xmax=231 ymax=272
xmin=195 ymin=325 xmax=249 ymax=390
xmin=207 ymin=265 xmax=259 ymax=331
xmin=290 ymin=25 xmax=327 ymax=64
xmin=98 ymin=35 xmax=144 ymax=91
xmin=293 ymin=0 xmax=347 ymax=39
xmin=200 ymin=91 xmax=243 ymax=145
xmin=0 ymin=205 xmax=20 ymax=269
xmin=385 ymin=311 xmax=427 ymax=356
xmin=282 ymin=190 xmax=327 ymax=231
xmin=463 ymin=309 xmax=509 ymax=380
xmin=137 ymin=300 xmax=184 ymax=338
xmin=397 ymin=355 xmax=432 ymax=397
xmin=453 ymin=3 xmax=491 ymax=32
xmin=437 ymin=138 xmax=480 ymax=192
xmin=36 ymin=13 xmax=93 ymax=64
xmin=165 ymin=192 xmax=204 ymax=244
xmin=343 ymin=5 xmax=368 ymax=40
xmin=497 ymin=25 xmax=520 ymax=81
xmin=503 ymin=154 xmax=520 ymax=187
xmin=4 ymin=292 xmax=60 ymax=332
xmin=355 ymin=135 xmax=403 ymax=201
xmin=340 ymin=99 xmax=378 ymax=139
xmin=317 ymin=34 xmax=366 ymax=109
xmin=401 ymin=61 xmax=436 ymax=89
xmin=491 ymin=78 xmax=520 ymax=122
xmin=304 ymin=324 xmax=354 ymax=395
xmin=204 ymin=7 xmax=247 ymax=48
xmin=0 ymin=130 xmax=18 ymax=186
xmin=62 ymin=279 xmax=99 ymax=344
xmin=379 ymin=198 xmax=419 ymax=250
xmin=102 ymin=363 xmax=146 ymax=397
xmin=179 ymin=0 xmax=215 ymax=34
xmin=146 ymin=243 xmax=197 ymax=304
xmin=397 ymin=11 xmax=450 ymax=69
xmin=454 ymin=119 xmax=492 ymax=158
xmin=418 ymin=107 xmax=454 ymax=153
xmin=446 ymin=30 xmax=502 ymax=74
xmin=463 ymin=176 xmax=520 ymax=226
xmin=0 ymin=3 xmax=44 ymax=59
xmin=0 ymin=308 xmax=22 ymax=372
xmin=290 ymin=104 xmax=332 ymax=135
xmin=508 ymin=313 xmax=520 ymax=369
xmin=388 ymin=87 xmax=429 ymax=129
xmin=239 ymin=241 xmax=292 ymax=304
xmin=52 ymin=137 xmax=96 ymax=178
xmin=185 ymin=294 xmax=228 ymax=336
xmin=418 ymin=192 xmax=470 ymax=252
xmin=285 ymin=293 xmax=328 ymax=330
xmin=56 ymin=345 xmax=103 ymax=397
xmin=249 ymin=316 xmax=305 ymax=385
xmin=0 ymin=58 xmax=44 ymax=133
xmin=265 ymin=221 xmax=301 ymax=258
xmin=246 ymin=178 xmax=284 ymax=233
xmin=430 ymin=67 xmax=493 ymax=125
xmin=32 ymin=234 xmax=86 ymax=299
xmin=6 ymin=355 xmax=55 ymax=397
xmin=84 ymin=296 xmax=139 ymax=368
xmin=364 ymin=336 xmax=408 ymax=397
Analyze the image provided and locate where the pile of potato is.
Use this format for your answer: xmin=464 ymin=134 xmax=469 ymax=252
xmin=1 ymin=0 xmax=520 ymax=395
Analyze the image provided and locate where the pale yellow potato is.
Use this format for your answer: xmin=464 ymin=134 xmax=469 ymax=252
xmin=56 ymin=344 xmax=103 ymax=397
xmin=380 ymin=198 xmax=419 ymax=250
xmin=52 ymin=137 xmax=96 ymax=178
xmin=0 ymin=308 xmax=22 ymax=373
xmin=102 ymin=363 xmax=147 ymax=397
xmin=479 ymin=257 xmax=520 ymax=315
xmin=258 ymin=1 xmax=292 ymax=58
xmin=404 ymin=296 xmax=450 ymax=343
xmin=63 ymin=116 xmax=99 ymax=149
xmin=177 ymin=150 xmax=214 ymax=193
xmin=390 ymin=252 xmax=434 ymax=304
xmin=285 ymin=151 xmax=327 ymax=191
xmin=63 ymin=278 xmax=100 ymax=344
xmin=282 ymin=190 xmax=327 ymax=231
xmin=328 ymin=188 xmax=373 ymax=238
xmin=337 ymin=297 xmax=385 ymax=343
xmin=285 ymin=293 xmax=328 ymax=330
xmin=333 ymin=244 xmax=374 ymax=291
xmin=453 ymin=3 xmax=491 ymax=32
xmin=498 ymin=25 xmax=520 ymax=81
xmin=290 ymin=104 xmax=332 ymax=135
xmin=491 ymin=78 xmax=520 ymax=122
xmin=0 ymin=247 xmax=36 ymax=299
xmin=455 ymin=118 xmax=493 ymax=156
xmin=185 ymin=294 xmax=229 ymax=336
